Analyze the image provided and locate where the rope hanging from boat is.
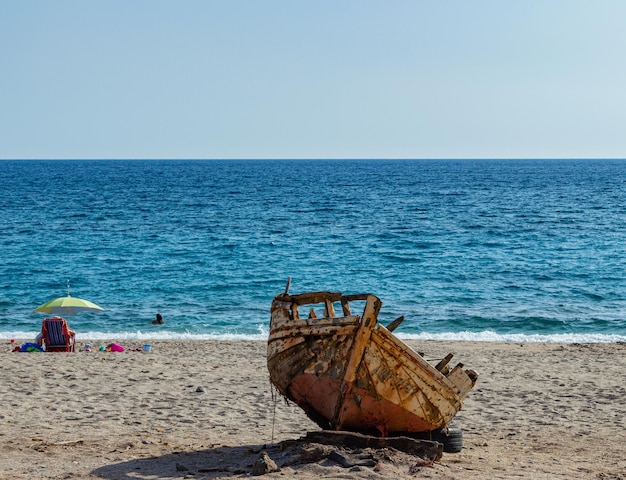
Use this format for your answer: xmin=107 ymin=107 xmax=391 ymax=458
xmin=270 ymin=381 xmax=279 ymax=444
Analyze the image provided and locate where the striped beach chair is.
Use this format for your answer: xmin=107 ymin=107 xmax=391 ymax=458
xmin=41 ymin=317 xmax=76 ymax=352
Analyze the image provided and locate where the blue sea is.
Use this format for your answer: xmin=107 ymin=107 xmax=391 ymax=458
xmin=2 ymin=159 xmax=626 ymax=343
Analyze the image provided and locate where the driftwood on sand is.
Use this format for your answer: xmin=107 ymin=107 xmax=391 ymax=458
xmin=262 ymin=430 xmax=443 ymax=475
xmin=302 ymin=430 xmax=443 ymax=460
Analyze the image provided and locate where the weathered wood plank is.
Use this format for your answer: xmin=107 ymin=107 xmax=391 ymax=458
xmin=303 ymin=430 xmax=443 ymax=461
xmin=386 ymin=315 xmax=404 ymax=332
xmin=282 ymin=291 xmax=343 ymax=306
xmin=435 ymin=353 xmax=454 ymax=372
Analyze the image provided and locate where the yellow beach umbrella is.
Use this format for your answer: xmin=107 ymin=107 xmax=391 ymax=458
xmin=34 ymin=295 xmax=104 ymax=316
xmin=34 ymin=279 xmax=104 ymax=317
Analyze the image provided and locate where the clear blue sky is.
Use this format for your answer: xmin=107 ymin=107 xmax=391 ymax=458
xmin=1 ymin=1 xmax=625 ymax=159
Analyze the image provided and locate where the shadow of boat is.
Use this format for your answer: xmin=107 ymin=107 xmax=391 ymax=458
xmin=90 ymin=444 xmax=266 ymax=479
xmin=91 ymin=432 xmax=443 ymax=479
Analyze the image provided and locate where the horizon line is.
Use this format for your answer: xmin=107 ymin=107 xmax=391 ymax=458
xmin=2 ymin=157 xmax=626 ymax=161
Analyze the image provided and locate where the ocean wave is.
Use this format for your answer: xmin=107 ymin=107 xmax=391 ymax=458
xmin=398 ymin=330 xmax=626 ymax=343
xmin=3 ymin=328 xmax=625 ymax=344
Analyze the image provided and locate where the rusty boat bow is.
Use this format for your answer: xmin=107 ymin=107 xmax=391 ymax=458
xmin=267 ymin=289 xmax=478 ymax=436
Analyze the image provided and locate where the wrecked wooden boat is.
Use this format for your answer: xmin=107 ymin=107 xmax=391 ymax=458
xmin=267 ymin=286 xmax=478 ymax=436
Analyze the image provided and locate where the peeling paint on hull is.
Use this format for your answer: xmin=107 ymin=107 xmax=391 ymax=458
xmin=267 ymin=289 xmax=478 ymax=435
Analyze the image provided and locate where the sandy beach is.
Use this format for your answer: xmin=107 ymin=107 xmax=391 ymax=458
xmin=1 ymin=339 xmax=625 ymax=479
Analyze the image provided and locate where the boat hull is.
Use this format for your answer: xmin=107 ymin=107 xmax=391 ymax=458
xmin=267 ymin=291 xmax=478 ymax=435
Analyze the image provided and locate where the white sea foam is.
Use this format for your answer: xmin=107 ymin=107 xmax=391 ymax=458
xmin=398 ymin=330 xmax=626 ymax=343
xmin=3 ymin=328 xmax=625 ymax=343
xmin=1 ymin=324 xmax=271 ymax=342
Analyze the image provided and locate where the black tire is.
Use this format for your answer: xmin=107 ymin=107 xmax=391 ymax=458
xmin=431 ymin=426 xmax=463 ymax=453
xmin=403 ymin=425 xmax=464 ymax=453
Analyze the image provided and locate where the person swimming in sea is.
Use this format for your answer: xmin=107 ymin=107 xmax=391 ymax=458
xmin=151 ymin=313 xmax=164 ymax=324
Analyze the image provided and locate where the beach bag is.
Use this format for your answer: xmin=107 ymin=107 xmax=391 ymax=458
xmin=20 ymin=342 xmax=44 ymax=352
xmin=107 ymin=343 xmax=125 ymax=352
